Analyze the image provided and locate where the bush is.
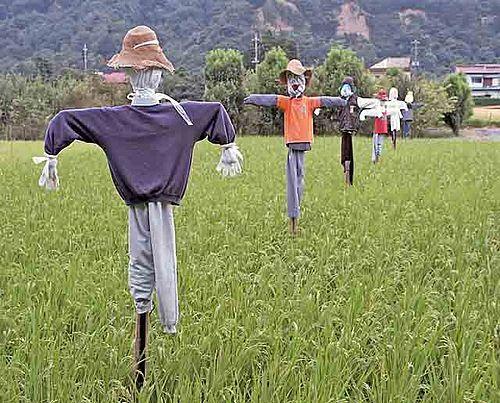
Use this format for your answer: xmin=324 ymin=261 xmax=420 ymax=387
xmin=204 ymin=49 xmax=246 ymax=132
xmin=473 ymin=97 xmax=500 ymax=107
xmin=0 ymin=72 xmax=129 ymax=140
xmin=375 ymin=72 xmax=454 ymax=137
xmin=443 ymin=73 xmax=474 ymax=135
xmin=244 ymin=47 xmax=287 ymax=136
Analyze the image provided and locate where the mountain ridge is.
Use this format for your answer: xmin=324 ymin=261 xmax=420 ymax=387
xmin=0 ymin=0 xmax=498 ymax=76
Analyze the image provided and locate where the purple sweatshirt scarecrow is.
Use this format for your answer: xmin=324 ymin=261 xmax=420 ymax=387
xmin=44 ymin=101 xmax=235 ymax=205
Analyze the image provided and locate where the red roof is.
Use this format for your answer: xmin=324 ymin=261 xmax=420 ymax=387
xmin=455 ymin=64 xmax=500 ymax=74
xmin=101 ymin=72 xmax=128 ymax=84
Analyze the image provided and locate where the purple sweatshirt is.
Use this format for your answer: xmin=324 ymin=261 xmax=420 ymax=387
xmin=44 ymin=102 xmax=235 ymax=205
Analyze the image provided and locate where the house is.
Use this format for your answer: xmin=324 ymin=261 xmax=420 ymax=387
xmin=369 ymin=57 xmax=412 ymax=78
xmin=454 ymin=64 xmax=500 ymax=99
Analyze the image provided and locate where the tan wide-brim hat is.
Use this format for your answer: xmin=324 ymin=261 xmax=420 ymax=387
xmin=107 ymin=25 xmax=174 ymax=72
xmin=279 ymin=59 xmax=313 ymax=86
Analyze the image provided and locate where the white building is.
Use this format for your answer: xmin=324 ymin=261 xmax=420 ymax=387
xmin=369 ymin=57 xmax=412 ymax=79
xmin=455 ymin=64 xmax=500 ymax=99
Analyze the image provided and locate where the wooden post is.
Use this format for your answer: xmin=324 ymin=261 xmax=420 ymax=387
xmin=344 ymin=161 xmax=352 ymax=186
xmin=289 ymin=217 xmax=299 ymax=236
xmin=134 ymin=312 xmax=148 ymax=391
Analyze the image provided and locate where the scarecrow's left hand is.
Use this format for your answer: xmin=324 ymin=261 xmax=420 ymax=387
xmin=217 ymin=143 xmax=243 ymax=177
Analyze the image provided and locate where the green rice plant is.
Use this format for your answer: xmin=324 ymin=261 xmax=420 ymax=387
xmin=0 ymin=137 xmax=498 ymax=402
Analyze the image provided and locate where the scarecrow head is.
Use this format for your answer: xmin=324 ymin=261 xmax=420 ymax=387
xmin=279 ymin=59 xmax=313 ymax=98
xmin=376 ymin=88 xmax=388 ymax=103
xmin=340 ymin=76 xmax=356 ymax=99
xmin=405 ymin=91 xmax=414 ymax=104
xmin=108 ymin=25 xmax=174 ymax=94
xmin=389 ymin=87 xmax=399 ymax=101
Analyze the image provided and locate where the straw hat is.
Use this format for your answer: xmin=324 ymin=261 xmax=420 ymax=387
xmin=107 ymin=26 xmax=174 ymax=72
xmin=279 ymin=59 xmax=313 ymax=86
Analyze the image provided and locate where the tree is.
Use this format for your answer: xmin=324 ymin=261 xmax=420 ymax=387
xmin=245 ymin=46 xmax=288 ymax=135
xmin=442 ymin=73 xmax=474 ymax=135
xmin=204 ymin=48 xmax=246 ymax=132
xmin=375 ymin=72 xmax=454 ymax=137
xmin=314 ymin=44 xmax=375 ymax=97
xmin=259 ymin=31 xmax=298 ymax=62
xmin=312 ymin=44 xmax=375 ymax=134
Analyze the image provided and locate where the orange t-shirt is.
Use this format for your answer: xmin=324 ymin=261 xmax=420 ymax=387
xmin=277 ymin=95 xmax=321 ymax=144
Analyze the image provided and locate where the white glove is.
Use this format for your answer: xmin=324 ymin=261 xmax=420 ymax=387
xmin=216 ymin=143 xmax=243 ymax=177
xmin=33 ymin=154 xmax=59 ymax=190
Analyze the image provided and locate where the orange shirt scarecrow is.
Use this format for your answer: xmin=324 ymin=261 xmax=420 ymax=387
xmin=277 ymin=95 xmax=321 ymax=144
xmin=244 ymin=59 xmax=345 ymax=235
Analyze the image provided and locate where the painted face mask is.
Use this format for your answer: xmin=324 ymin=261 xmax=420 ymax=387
xmin=340 ymin=83 xmax=353 ymax=99
xmin=287 ymin=73 xmax=306 ymax=98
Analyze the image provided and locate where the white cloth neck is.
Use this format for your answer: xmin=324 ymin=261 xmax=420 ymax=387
xmin=127 ymin=69 xmax=193 ymax=125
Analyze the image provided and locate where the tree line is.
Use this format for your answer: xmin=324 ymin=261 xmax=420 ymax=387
xmin=204 ymin=44 xmax=473 ymax=137
xmin=0 ymin=44 xmax=472 ymax=140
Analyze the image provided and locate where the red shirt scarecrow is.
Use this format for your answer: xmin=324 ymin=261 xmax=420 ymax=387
xmin=244 ymin=59 xmax=345 ymax=234
xmin=33 ymin=26 xmax=243 ymax=389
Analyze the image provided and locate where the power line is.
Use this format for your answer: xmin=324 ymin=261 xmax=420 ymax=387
xmin=411 ymin=39 xmax=420 ymax=71
xmin=251 ymin=32 xmax=261 ymax=68
xmin=82 ymin=43 xmax=88 ymax=72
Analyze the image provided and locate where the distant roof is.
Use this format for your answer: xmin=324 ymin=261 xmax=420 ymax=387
xmin=100 ymin=71 xmax=128 ymax=84
xmin=455 ymin=64 xmax=500 ymax=74
xmin=370 ymin=57 xmax=411 ymax=70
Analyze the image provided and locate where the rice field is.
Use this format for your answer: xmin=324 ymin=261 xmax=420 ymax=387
xmin=473 ymin=106 xmax=500 ymax=123
xmin=0 ymin=137 xmax=499 ymax=402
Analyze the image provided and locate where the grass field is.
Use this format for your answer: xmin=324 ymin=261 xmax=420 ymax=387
xmin=0 ymin=137 xmax=499 ymax=402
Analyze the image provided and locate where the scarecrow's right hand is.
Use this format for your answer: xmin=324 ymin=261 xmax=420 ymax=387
xmin=33 ymin=154 xmax=59 ymax=190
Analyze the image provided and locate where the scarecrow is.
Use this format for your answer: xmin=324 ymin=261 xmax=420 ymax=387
xmin=386 ymin=87 xmax=408 ymax=149
xmin=33 ymin=26 xmax=243 ymax=390
xmin=402 ymin=91 xmax=423 ymax=139
xmin=338 ymin=76 xmax=381 ymax=185
xmin=370 ymin=89 xmax=389 ymax=164
xmin=243 ymin=59 xmax=345 ymax=235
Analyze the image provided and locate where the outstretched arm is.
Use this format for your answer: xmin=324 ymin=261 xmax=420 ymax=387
xmin=357 ymin=97 xmax=380 ymax=110
xmin=357 ymin=98 xmax=382 ymax=121
xmin=243 ymin=94 xmax=278 ymax=108
xmin=319 ymin=96 xmax=346 ymax=108
xmin=34 ymin=108 xmax=102 ymax=190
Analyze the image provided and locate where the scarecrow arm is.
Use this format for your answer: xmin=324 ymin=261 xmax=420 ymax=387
xmin=199 ymin=102 xmax=243 ymax=177
xmin=243 ymin=94 xmax=277 ymax=108
xmin=358 ymin=98 xmax=382 ymax=121
xmin=34 ymin=108 xmax=100 ymax=190
xmin=44 ymin=109 xmax=98 ymax=156
xmin=357 ymin=97 xmax=380 ymax=110
xmin=319 ymin=96 xmax=346 ymax=108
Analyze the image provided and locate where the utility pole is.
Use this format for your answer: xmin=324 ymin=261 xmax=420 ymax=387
xmin=251 ymin=32 xmax=260 ymax=68
xmin=82 ymin=43 xmax=88 ymax=72
xmin=411 ymin=39 xmax=420 ymax=74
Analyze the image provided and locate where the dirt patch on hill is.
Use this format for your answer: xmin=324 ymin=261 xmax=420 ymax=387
xmin=337 ymin=1 xmax=370 ymax=40
xmin=399 ymin=8 xmax=427 ymax=26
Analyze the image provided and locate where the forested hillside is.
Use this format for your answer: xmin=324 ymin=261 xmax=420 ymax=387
xmin=0 ymin=0 xmax=498 ymax=76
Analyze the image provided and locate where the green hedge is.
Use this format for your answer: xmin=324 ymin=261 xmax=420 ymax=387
xmin=474 ymin=97 xmax=500 ymax=107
